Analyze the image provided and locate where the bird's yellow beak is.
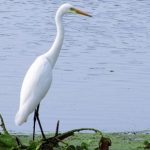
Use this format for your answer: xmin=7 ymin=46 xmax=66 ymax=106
xmin=70 ymin=8 xmax=92 ymax=17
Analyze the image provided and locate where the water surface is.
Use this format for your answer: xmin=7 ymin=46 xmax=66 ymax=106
xmin=0 ymin=0 xmax=150 ymax=133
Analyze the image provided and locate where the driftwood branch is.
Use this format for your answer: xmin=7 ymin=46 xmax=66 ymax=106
xmin=58 ymin=127 xmax=102 ymax=140
xmin=0 ymin=113 xmax=9 ymax=134
xmin=39 ymin=127 xmax=102 ymax=149
xmin=47 ymin=127 xmax=102 ymax=145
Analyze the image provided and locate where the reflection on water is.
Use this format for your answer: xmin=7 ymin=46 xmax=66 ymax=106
xmin=0 ymin=0 xmax=150 ymax=133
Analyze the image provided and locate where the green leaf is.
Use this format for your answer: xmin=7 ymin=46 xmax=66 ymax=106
xmin=81 ymin=142 xmax=88 ymax=150
xmin=0 ymin=133 xmax=17 ymax=149
xmin=66 ymin=145 xmax=76 ymax=150
xmin=76 ymin=145 xmax=82 ymax=150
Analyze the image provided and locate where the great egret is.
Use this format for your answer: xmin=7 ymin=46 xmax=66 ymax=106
xmin=15 ymin=3 xmax=91 ymax=140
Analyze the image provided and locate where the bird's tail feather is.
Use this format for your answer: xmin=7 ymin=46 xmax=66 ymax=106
xmin=15 ymin=109 xmax=27 ymax=126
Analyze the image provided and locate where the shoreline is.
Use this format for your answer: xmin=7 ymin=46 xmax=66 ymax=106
xmin=10 ymin=129 xmax=150 ymax=135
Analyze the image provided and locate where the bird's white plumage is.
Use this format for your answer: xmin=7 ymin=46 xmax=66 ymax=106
xmin=15 ymin=56 xmax=52 ymax=125
xmin=15 ymin=4 xmax=68 ymax=126
xmin=15 ymin=3 xmax=91 ymax=127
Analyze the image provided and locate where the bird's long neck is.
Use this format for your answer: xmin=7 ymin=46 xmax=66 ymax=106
xmin=45 ymin=10 xmax=64 ymax=68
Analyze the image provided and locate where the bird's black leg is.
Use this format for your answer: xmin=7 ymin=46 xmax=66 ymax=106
xmin=36 ymin=104 xmax=46 ymax=140
xmin=33 ymin=109 xmax=37 ymax=141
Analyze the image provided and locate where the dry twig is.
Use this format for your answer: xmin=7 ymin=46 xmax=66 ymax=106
xmin=0 ymin=113 xmax=9 ymax=134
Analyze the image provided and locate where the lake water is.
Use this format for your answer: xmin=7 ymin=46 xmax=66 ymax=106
xmin=0 ymin=0 xmax=150 ymax=133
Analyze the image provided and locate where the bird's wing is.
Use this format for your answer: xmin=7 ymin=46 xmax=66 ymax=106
xmin=20 ymin=56 xmax=52 ymax=110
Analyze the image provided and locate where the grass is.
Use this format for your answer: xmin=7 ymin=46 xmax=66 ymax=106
xmin=108 ymin=132 xmax=150 ymax=150
xmin=7 ymin=132 xmax=149 ymax=150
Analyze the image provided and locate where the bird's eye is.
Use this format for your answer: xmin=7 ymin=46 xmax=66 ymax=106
xmin=70 ymin=8 xmax=74 ymax=11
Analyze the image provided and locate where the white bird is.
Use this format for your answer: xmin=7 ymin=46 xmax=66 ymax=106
xmin=15 ymin=3 xmax=91 ymax=140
